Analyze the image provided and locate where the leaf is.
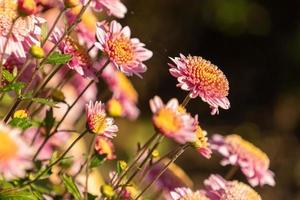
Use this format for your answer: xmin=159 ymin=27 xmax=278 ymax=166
xmin=2 ymin=70 xmax=14 ymax=82
xmin=61 ymin=174 xmax=82 ymax=200
xmin=0 ymin=82 xmax=25 ymax=93
xmin=9 ymin=117 xmax=32 ymax=129
xmin=30 ymin=98 xmax=58 ymax=107
xmin=44 ymin=108 xmax=55 ymax=134
xmin=45 ymin=52 xmax=72 ymax=65
xmin=0 ymin=191 xmax=39 ymax=200
xmin=89 ymin=153 xmax=106 ymax=169
xmin=87 ymin=193 xmax=97 ymax=200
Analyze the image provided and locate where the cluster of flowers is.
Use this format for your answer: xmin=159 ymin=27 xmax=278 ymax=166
xmin=0 ymin=0 xmax=275 ymax=199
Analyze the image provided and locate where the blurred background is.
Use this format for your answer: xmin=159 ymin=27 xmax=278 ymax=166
xmin=103 ymin=0 xmax=300 ymax=199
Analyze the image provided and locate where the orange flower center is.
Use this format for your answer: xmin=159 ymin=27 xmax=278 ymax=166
xmin=225 ymin=134 xmax=269 ymax=167
xmin=107 ymin=36 xmax=134 ymax=65
xmin=222 ymin=181 xmax=262 ymax=200
xmin=0 ymin=0 xmax=17 ymax=36
xmin=186 ymin=56 xmax=229 ymax=98
xmin=194 ymin=126 xmax=209 ymax=148
xmin=0 ymin=132 xmax=18 ymax=161
xmin=116 ymin=71 xmax=138 ymax=102
xmin=153 ymin=108 xmax=182 ymax=134
xmin=90 ymin=114 xmax=107 ymax=134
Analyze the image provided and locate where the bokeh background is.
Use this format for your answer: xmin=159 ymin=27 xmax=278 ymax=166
xmin=104 ymin=0 xmax=300 ymax=199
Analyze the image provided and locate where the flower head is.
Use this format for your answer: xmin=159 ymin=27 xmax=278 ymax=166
xmin=50 ymin=28 xmax=95 ymax=78
xmin=0 ymin=122 xmax=33 ymax=180
xmin=95 ymin=136 xmax=116 ymax=160
xmin=90 ymin=0 xmax=127 ymax=18
xmin=0 ymin=0 xmax=45 ymax=60
xmin=210 ymin=134 xmax=275 ymax=187
xmin=170 ymin=187 xmax=210 ymax=200
xmin=95 ymin=20 xmax=153 ymax=77
xmin=18 ymin=0 xmax=37 ymax=16
xmin=169 ymin=54 xmax=230 ymax=115
xmin=192 ymin=123 xmax=212 ymax=159
xmin=86 ymin=101 xmax=118 ymax=138
xmin=150 ymin=96 xmax=197 ymax=144
xmin=204 ymin=174 xmax=262 ymax=200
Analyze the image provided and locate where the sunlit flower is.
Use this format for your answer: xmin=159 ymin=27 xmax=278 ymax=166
xmin=204 ymin=174 xmax=262 ymax=200
xmin=95 ymin=136 xmax=116 ymax=160
xmin=210 ymin=134 xmax=275 ymax=187
xmin=50 ymin=28 xmax=95 ymax=78
xmin=170 ymin=187 xmax=210 ymax=200
xmin=95 ymin=20 xmax=153 ymax=77
xmin=169 ymin=54 xmax=230 ymax=115
xmin=90 ymin=0 xmax=127 ymax=18
xmin=0 ymin=122 xmax=33 ymax=180
xmin=0 ymin=0 xmax=45 ymax=61
xmin=86 ymin=101 xmax=118 ymax=138
xmin=145 ymin=158 xmax=193 ymax=199
xmin=192 ymin=122 xmax=212 ymax=159
xmin=150 ymin=96 xmax=197 ymax=144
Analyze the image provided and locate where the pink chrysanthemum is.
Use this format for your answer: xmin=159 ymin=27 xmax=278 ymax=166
xmin=204 ymin=174 xmax=262 ymax=200
xmin=95 ymin=136 xmax=116 ymax=160
xmin=0 ymin=0 xmax=45 ymax=61
xmin=50 ymin=28 xmax=95 ymax=78
xmin=85 ymin=101 xmax=118 ymax=138
xmin=89 ymin=0 xmax=127 ymax=18
xmin=210 ymin=134 xmax=275 ymax=187
xmin=170 ymin=187 xmax=210 ymax=200
xmin=192 ymin=120 xmax=212 ymax=159
xmin=95 ymin=20 xmax=153 ymax=77
xmin=169 ymin=54 xmax=230 ymax=115
xmin=150 ymin=96 xmax=197 ymax=144
xmin=0 ymin=122 xmax=33 ymax=180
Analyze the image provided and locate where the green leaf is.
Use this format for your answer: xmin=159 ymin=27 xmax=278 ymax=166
xmin=2 ymin=70 xmax=14 ymax=82
xmin=30 ymin=98 xmax=58 ymax=107
xmin=0 ymin=82 xmax=25 ymax=93
xmin=61 ymin=174 xmax=82 ymax=200
xmin=87 ymin=193 xmax=97 ymax=200
xmin=45 ymin=52 xmax=72 ymax=65
xmin=9 ymin=117 xmax=32 ymax=129
xmin=90 ymin=153 xmax=106 ymax=169
xmin=0 ymin=191 xmax=39 ymax=200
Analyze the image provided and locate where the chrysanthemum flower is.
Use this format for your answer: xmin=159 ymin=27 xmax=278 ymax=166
xmin=85 ymin=101 xmax=118 ymax=138
xmin=0 ymin=122 xmax=33 ymax=180
xmin=170 ymin=187 xmax=210 ymax=200
xmin=95 ymin=136 xmax=116 ymax=160
xmin=50 ymin=28 xmax=95 ymax=78
xmin=0 ymin=0 xmax=45 ymax=60
xmin=95 ymin=20 xmax=153 ymax=77
xmin=89 ymin=0 xmax=127 ymax=18
xmin=169 ymin=54 xmax=230 ymax=115
xmin=204 ymin=174 xmax=262 ymax=200
xmin=210 ymin=134 xmax=275 ymax=187
xmin=192 ymin=122 xmax=212 ymax=159
xmin=150 ymin=96 xmax=197 ymax=144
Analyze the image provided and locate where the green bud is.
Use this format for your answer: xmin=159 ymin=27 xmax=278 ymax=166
xmin=101 ymin=184 xmax=115 ymax=198
xmin=30 ymin=45 xmax=45 ymax=59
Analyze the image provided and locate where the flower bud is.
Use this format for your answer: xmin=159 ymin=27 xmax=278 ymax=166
xmin=101 ymin=184 xmax=115 ymax=198
xmin=30 ymin=45 xmax=45 ymax=59
xmin=117 ymin=160 xmax=127 ymax=173
xmin=13 ymin=110 xmax=28 ymax=118
xmin=151 ymin=149 xmax=160 ymax=158
xmin=18 ymin=0 xmax=37 ymax=16
xmin=64 ymin=0 xmax=79 ymax=8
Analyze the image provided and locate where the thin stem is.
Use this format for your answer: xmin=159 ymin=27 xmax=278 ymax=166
xmin=25 ymin=129 xmax=88 ymax=186
xmin=85 ymin=135 xmax=96 ymax=200
xmin=225 ymin=165 xmax=239 ymax=180
xmin=181 ymin=93 xmax=191 ymax=107
xmin=41 ymin=8 xmax=66 ymax=46
xmin=3 ymin=98 xmax=21 ymax=123
xmin=0 ymin=17 xmax=19 ymax=87
xmin=134 ymin=144 xmax=190 ymax=200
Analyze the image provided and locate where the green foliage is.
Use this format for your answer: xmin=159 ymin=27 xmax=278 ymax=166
xmin=0 ymin=190 xmax=39 ymax=200
xmin=2 ymin=70 xmax=14 ymax=82
xmin=90 ymin=153 xmax=106 ymax=169
xmin=30 ymin=98 xmax=58 ymax=107
xmin=45 ymin=52 xmax=72 ymax=65
xmin=0 ymin=82 xmax=25 ymax=94
xmin=61 ymin=175 xmax=82 ymax=200
xmin=9 ymin=117 xmax=32 ymax=129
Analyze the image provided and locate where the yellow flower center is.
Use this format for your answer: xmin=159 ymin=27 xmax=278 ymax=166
xmin=107 ymin=98 xmax=123 ymax=117
xmin=116 ymin=71 xmax=138 ymax=102
xmin=107 ymin=36 xmax=134 ymax=65
xmin=90 ymin=114 xmax=107 ymax=134
xmin=0 ymin=132 xmax=18 ymax=161
xmin=186 ymin=56 xmax=229 ymax=98
xmin=0 ymin=0 xmax=17 ymax=36
xmin=222 ymin=181 xmax=262 ymax=200
xmin=226 ymin=134 xmax=269 ymax=167
xmin=13 ymin=109 xmax=28 ymax=118
xmin=193 ymin=126 xmax=209 ymax=148
xmin=96 ymin=138 xmax=113 ymax=158
xmin=153 ymin=108 xmax=182 ymax=134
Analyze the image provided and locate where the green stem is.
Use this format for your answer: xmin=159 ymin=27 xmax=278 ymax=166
xmin=181 ymin=93 xmax=191 ymax=107
xmin=84 ymin=135 xmax=96 ymax=200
